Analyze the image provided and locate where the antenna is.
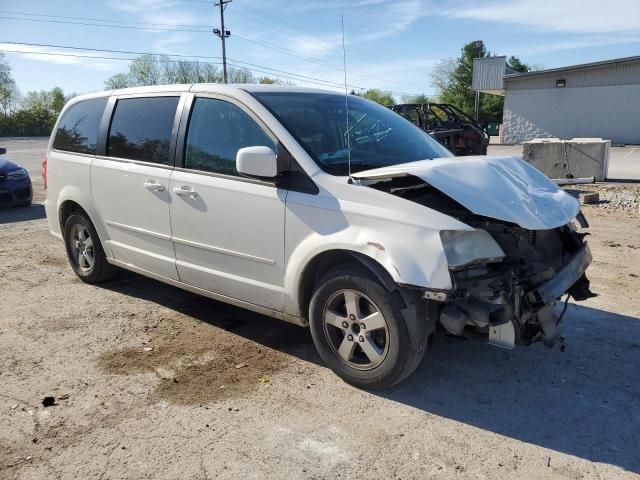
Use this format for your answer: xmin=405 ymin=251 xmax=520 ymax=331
xmin=341 ymin=15 xmax=353 ymax=182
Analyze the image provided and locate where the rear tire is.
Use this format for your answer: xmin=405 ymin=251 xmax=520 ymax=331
xmin=309 ymin=265 xmax=428 ymax=389
xmin=63 ymin=212 xmax=118 ymax=283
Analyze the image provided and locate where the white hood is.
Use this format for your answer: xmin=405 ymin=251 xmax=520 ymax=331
xmin=352 ymin=156 xmax=580 ymax=230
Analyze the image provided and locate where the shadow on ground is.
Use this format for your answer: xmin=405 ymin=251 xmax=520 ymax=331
xmin=102 ymin=275 xmax=640 ymax=474
xmin=0 ymin=204 xmax=45 ymax=224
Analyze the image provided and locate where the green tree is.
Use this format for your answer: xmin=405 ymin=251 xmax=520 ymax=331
xmin=105 ymin=73 xmax=131 ymax=89
xmin=0 ymin=53 xmax=20 ymax=116
xmin=362 ymin=89 xmax=395 ymax=107
xmin=433 ymin=42 xmax=531 ymax=124
xmin=507 ymin=56 xmax=530 ymax=73
xmin=436 ymin=41 xmax=486 ymax=118
xmin=400 ymin=93 xmax=432 ymax=104
xmin=50 ymin=87 xmax=66 ymax=116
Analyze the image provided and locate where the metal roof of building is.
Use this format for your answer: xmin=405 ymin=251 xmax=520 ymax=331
xmin=503 ymin=55 xmax=640 ymax=80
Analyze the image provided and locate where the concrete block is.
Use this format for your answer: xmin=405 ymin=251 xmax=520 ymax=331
xmin=522 ymin=138 xmax=610 ymax=181
xmin=578 ymin=192 xmax=599 ymax=205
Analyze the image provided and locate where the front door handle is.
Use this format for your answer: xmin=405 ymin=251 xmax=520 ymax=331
xmin=144 ymin=181 xmax=166 ymax=192
xmin=173 ymin=186 xmax=198 ymax=197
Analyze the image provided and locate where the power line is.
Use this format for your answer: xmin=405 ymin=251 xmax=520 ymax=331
xmin=0 ymin=43 xmax=367 ymax=90
xmin=1 ymin=41 xmax=421 ymax=95
xmin=1 ymin=10 xmax=420 ymax=88
xmin=0 ymin=47 xmax=332 ymax=88
xmin=0 ymin=10 xmax=212 ymax=28
xmin=232 ymin=33 xmax=415 ymax=92
xmin=0 ymin=10 xmax=424 ymax=91
xmin=232 ymin=0 xmax=426 ymax=72
xmin=0 ymin=6 xmax=429 ymax=73
xmin=0 ymin=15 xmax=209 ymax=32
xmin=0 ymin=41 xmax=360 ymax=89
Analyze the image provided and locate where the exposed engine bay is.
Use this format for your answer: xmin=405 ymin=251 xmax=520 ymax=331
xmin=371 ymin=175 xmax=596 ymax=348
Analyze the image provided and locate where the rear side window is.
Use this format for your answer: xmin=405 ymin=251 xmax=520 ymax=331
xmin=53 ymin=97 xmax=107 ymax=154
xmin=107 ymin=96 xmax=179 ymax=165
xmin=184 ymin=97 xmax=275 ymax=176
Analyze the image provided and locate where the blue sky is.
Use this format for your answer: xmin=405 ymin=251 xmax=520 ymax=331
xmin=1 ymin=0 xmax=639 ymax=99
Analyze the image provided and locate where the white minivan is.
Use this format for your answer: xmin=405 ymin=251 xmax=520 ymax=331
xmin=44 ymin=84 xmax=594 ymax=388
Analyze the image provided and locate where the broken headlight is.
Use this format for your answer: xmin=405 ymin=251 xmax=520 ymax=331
xmin=440 ymin=229 xmax=505 ymax=269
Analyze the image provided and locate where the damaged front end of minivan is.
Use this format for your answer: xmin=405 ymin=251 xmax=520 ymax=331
xmin=354 ymin=156 xmax=596 ymax=349
xmin=436 ymin=217 xmax=594 ymax=348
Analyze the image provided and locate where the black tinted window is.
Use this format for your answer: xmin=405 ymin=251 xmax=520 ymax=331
xmin=53 ymin=97 xmax=107 ymax=154
xmin=184 ymin=98 xmax=275 ymax=176
xmin=108 ymin=96 xmax=179 ymax=164
xmin=253 ymin=92 xmax=452 ymax=175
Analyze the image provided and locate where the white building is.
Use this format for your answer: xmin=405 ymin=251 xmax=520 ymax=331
xmin=473 ymin=55 xmax=640 ymax=145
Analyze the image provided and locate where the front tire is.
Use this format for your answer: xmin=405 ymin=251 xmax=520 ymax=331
xmin=309 ymin=265 xmax=428 ymax=389
xmin=63 ymin=212 xmax=118 ymax=283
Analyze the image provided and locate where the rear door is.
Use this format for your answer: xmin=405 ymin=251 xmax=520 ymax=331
xmin=169 ymin=94 xmax=286 ymax=311
xmin=92 ymin=94 xmax=183 ymax=280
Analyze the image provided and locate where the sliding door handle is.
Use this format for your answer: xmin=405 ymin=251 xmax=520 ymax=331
xmin=173 ymin=186 xmax=198 ymax=197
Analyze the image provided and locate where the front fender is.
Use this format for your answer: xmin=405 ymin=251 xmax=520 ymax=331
xmin=283 ymin=222 xmax=452 ymax=318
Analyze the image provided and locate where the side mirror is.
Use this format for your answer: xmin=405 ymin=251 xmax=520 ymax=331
xmin=236 ymin=146 xmax=278 ymax=178
xmin=0 ymin=147 xmax=6 ymax=155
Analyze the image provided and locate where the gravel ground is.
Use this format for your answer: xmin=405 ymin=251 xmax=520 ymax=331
xmin=1 ymin=140 xmax=639 ymax=479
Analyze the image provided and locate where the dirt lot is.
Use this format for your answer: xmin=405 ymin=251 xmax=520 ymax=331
xmin=1 ymin=140 xmax=640 ymax=479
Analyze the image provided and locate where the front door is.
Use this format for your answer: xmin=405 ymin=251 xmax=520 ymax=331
xmin=169 ymin=95 xmax=286 ymax=311
xmin=92 ymin=95 xmax=181 ymax=280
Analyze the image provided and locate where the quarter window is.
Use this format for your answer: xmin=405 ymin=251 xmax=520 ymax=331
xmin=108 ymin=96 xmax=179 ymax=165
xmin=184 ymin=97 xmax=275 ymax=176
xmin=53 ymin=97 xmax=107 ymax=154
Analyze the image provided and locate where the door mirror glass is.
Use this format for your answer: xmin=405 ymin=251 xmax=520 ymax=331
xmin=236 ymin=146 xmax=277 ymax=178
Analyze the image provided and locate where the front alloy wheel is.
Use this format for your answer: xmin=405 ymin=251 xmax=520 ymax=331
xmin=323 ymin=289 xmax=389 ymax=370
xmin=309 ymin=264 xmax=430 ymax=389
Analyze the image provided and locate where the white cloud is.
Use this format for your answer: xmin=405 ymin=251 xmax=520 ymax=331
xmin=153 ymin=32 xmax=195 ymax=54
xmin=357 ymin=0 xmax=427 ymax=42
xmin=105 ymin=0 xmax=181 ymax=14
xmin=441 ymin=0 xmax=640 ymax=34
xmin=281 ymin=55 xmax=439 ymax=97
xmin=516 ymin=35 xmax=640 ymax=57
xmin=105 ymin=0 xmax=205 ymax=54
xmin=0 ymin=44 xmax=117 ymax=71
xmin=289 ymin=34 xmax=341 ymax=58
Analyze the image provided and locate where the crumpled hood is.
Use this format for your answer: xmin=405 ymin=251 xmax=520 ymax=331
xmin=352 ymin=155 xmax=580 ymax=230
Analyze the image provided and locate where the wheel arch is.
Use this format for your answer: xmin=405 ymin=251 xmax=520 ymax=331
xmin=295 ymin=249 xmax=402 ymax=324
xmin=56 ymin=186 xmax=112 ymax=257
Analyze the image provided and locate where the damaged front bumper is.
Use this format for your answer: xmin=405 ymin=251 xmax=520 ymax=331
xmin=432 ymin=223 xmax=596 ymax=349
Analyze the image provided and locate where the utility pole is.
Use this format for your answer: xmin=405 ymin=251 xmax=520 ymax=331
xmin=213 ymin=0 xmax=232 ymax=83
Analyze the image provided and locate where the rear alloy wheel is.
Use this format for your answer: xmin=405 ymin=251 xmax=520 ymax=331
xmin=64 ymin=213 xmax=118 ymax=284
xmin=69 ymin=223 xmax=95 ymax=273
xmin=309 ymin=265 xmax=429 ymax=389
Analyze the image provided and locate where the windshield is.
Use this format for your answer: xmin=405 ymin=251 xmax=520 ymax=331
xmin=251 ymin=92 xmax=453 ymax=175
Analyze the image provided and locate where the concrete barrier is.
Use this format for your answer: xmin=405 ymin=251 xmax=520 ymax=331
xmin=522 ymin=138 xmax=610 ymax=181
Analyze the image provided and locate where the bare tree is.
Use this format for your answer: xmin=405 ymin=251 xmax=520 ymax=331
xmin=430 ymin=57 xmax=457 ymax=96
xmin=229 ymin=67 xmax=254 ymax=84
xmin=129 ymin=54 xmax=162 ymax=86
xmin=174 ymin=60 xmax=195 ymax=84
